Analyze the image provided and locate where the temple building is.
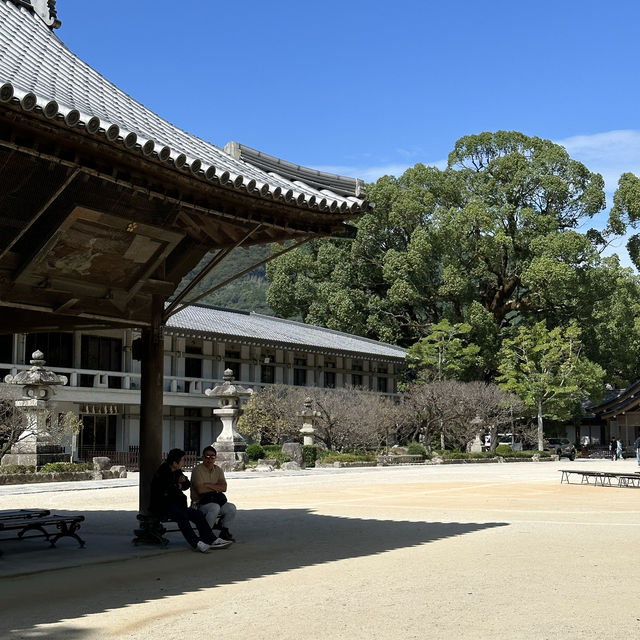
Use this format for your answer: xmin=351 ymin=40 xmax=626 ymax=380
xmin=0 ymin=0 xmax=374 ymax=519
xmin=0 ymin=306 xmax=406 ymax=460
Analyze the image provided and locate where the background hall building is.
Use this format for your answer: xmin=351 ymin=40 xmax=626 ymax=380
xmin=0 ymin=305 xmax=406 ymax=461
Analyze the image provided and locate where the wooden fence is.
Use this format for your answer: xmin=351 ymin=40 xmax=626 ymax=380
xmin=84 ymin=449 xmax=200 ymax=471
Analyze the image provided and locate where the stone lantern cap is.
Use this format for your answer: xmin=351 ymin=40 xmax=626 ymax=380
xmin=205 ymin=369 xmax=253 ymax=407
xmin=297 ymin=396 xmax=321 ymax=419
xmin=4 ymin=350 xmax=68 ymax=400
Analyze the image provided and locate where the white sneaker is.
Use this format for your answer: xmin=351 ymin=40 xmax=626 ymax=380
xmin=196 ymin=540 xmax=210 ymax=553
xmin=210 ymin=537 xmax=232 ymax=549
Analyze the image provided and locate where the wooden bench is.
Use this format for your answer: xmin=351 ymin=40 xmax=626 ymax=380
xmin=560 ymin=469 xmax=640 ymax=488
xmin=134 ymin=510 xmax=222 ymax=547
xmin=0 ymin=509 xmax=86 ymax=552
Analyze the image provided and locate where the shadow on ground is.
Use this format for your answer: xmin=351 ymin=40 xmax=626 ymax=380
xmin=2 ymin=508 xmax=508 ymax=637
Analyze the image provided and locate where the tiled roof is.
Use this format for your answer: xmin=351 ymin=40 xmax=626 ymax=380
xmin=0 ymin=0 xmax=368 ymax=214
xmin=166 ymin=306 xmax=407 ymax=361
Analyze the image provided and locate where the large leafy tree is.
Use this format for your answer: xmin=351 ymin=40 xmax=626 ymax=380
xmin=497 ymin=321 xmax=605 ymax=450
xmin=437 ymin=131 xmax=606 ymax=326
xmin=267 ymin=130 xmax=640 ymax=385
xmin=267 ymin=163 xmax=455 ymax=344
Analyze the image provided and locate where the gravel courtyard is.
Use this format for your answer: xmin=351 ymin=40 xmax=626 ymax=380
xmin=1 ymin=459 xmax=639 ymax=639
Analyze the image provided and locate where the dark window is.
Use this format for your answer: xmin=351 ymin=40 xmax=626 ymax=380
xmin=225 ymin=350 xmax=241 ymax=379
xmin=184 ymin=346 xmax=202 ymax=379
xmin=352 ymin=374 xmax=363 ymax=387
xmin=324 ymin=371 xmax=336 ymax=388
xmin=377 ymin=377 xmax=388 ymax=393
xmin=0 ymin=334 xmax=12 ymax=379
xmin=25 ymin=332 xmax=72 ymax=367
xmin=78 ymin=414 xmax=117 ymax=458
xmin=80 ymin=335 xmax=122 ymax=388
xmin=261 ymin=365 xmax=275 ymax=384
xmin=293 ymin=368 xmax=307 ymax=386
xmin=293 ymin=357 xmax=307 ymax=386
xmin=184 ymin=408 xmax=201 ymax=452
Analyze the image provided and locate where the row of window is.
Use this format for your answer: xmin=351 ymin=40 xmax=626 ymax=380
xmin=0 ymin=333 xmax=393 ymax=392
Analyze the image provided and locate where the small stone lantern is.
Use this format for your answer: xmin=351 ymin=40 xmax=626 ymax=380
xmin=205 ymin=369 xmax=253 ymax=470
xmin=2 ymin=350 xmax=69 ymax=467
xmin=297 ymin=396 xmax=320 ymax=446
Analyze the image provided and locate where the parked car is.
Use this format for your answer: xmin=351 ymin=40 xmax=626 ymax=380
xmin=545 ymin=437 xmax=576 ymax=461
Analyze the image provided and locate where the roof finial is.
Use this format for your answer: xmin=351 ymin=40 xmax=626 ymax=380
xmin=15 ymin=0 xmax=61 ymax=29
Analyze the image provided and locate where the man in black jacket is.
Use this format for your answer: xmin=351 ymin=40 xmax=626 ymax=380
xmin=150 ymin=448 xmax=231 ymax=552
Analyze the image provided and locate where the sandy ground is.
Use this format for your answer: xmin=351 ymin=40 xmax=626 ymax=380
xmin=1 ymin=459 xmax=640 ymax=639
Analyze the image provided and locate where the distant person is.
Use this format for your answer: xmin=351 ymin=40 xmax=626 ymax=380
xmin=617 ymin=439 xmax=624 ymax=461
xmin=191 ymin=446 xmax=237 ymax=542
xmin=150 ymin=448 xmax=231 ymax=552
xmin=610 ymin=438 xmax=617 ymax=461
xmin=635 ymin=435 xmax=640 ymax=466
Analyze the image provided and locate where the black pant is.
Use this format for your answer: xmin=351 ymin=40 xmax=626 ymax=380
xmin=167 ymin=503 xmax=215 ymax=548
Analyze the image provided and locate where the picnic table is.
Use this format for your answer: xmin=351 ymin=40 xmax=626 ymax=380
xmin=0 ymin=508 xmax=85 ymax=553
xmin=559 ymin=469 xmax=640 ymax=488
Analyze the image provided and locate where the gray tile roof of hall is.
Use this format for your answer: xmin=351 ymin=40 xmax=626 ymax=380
xmin=166 ymin=306 xmax=407 ymax=361
xmin=0 ymin=0 xmax=367 ymax=210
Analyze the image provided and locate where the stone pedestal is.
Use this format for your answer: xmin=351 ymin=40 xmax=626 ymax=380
xmin=205 ymin=369 xmax=252 ymax=471
xmin=470 ymin=434 xmax=483 ymax=453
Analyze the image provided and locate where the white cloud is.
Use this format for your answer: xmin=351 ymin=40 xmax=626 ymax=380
xmin=556 ymin=129 xmax=640 ymax=194
xmin=316 ymin=158 xmax=447 ymax=183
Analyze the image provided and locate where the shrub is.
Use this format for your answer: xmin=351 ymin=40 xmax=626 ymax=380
xmin=303 ymin=445 xmax=318 ymax=468
xmin=319 ymin=451 xmax=377 ymax=463
xmin=261 ymin=445 xmax=291 ymax=465
xmin=406 ymin=442 xmax=427 ymax=458
xmin=38 ymin=462 xmax=88 ymax=473
xmin=0 ymin=464 xmax=36 ymax=475
xmin=245 ymin=443 xmax=265 ymax=461
xmin=495 ymin=444 xmax=513 ymax=456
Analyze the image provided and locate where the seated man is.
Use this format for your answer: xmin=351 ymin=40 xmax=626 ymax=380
xmin=150 ymin=448 xmax=231 ymax=551
xmin=191 ymin=446 xmax=237 ymax=542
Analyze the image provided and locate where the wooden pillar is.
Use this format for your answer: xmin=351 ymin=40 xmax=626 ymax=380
xmin=138 ymin=295 xmax=165 ymax=516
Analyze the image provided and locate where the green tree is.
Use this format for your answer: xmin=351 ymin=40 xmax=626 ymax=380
xmin=267 ymin=163 xmax=454 ymax=345
xmin=406 ymin=320 xmax=483 ymax=382
xmin=609 ymin=171 xmax=640 ymax=268
xmin=437 ymin=131 xmax=606 ymax=327
xmin=267 ymin=132 xmax=607 ymax=344
xmin=497 ymin=321 xmax=605 ymax=450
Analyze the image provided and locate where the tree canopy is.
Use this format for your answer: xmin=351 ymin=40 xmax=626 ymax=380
xmin=496 ymin=321 xmax=605 ymax=450
xmin=267 ymin=130 xmax=640 ymax=386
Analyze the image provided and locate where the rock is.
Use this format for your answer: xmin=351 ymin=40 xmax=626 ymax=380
xmin=255 ymin=462 xmax=274 ymax=472
xmin=92 ymin=456 xmax=111 ymax=471
xmin=110 ymin=465 xmax=127 ymax=478
xmin=282 ymin=461 xmax=301 ymax=471
xmin=282 ymin=442 xmax=303 ymax=466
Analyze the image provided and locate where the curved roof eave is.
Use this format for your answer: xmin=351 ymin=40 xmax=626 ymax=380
xmin=0 ymin=0 xmax=370 ymax=217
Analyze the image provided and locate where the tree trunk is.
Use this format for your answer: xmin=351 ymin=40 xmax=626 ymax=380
xmin=537 ymin=399 xmax=544 ymax=451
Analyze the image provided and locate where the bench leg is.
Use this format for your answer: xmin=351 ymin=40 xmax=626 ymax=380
xmin=133 ymin=515 xmax=169 ymax=547
xmin=18 ymin=524 xmax=51 ymax=541
xmin=50 ymin=521 xmax=86 ymax=548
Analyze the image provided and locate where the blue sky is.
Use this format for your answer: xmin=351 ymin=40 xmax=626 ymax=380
xmin=57 ymin=0 xmax=640 ymax=264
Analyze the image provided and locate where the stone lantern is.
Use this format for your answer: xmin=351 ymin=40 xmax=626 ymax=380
xmin=205 ymin=369 xmax=252 ymax=470
xmin=470 ymin=415 xmax=484 ymax=453
xmin=298 ymin=396 xmax=320 ymax=445
xmin=2 ymin=350 xmax=69 ymax=467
